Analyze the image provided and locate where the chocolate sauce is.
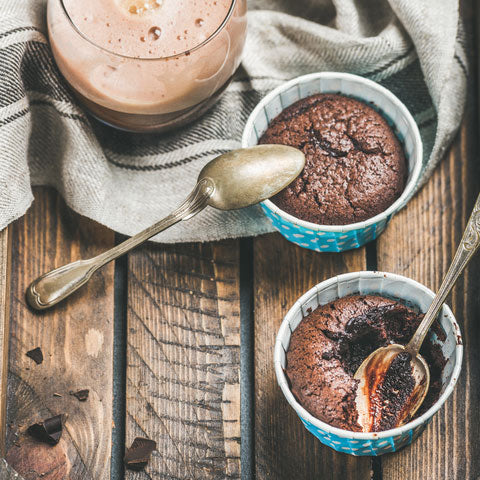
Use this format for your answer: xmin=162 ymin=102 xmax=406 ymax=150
xmin=366 ymin=351 xmax=415 ymax=432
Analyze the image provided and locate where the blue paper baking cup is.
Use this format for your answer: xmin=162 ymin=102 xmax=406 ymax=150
xmin=275 ymin=272 xmax=462 ymax=456
xmin=242 ymin=72 xmax=423 ymax=252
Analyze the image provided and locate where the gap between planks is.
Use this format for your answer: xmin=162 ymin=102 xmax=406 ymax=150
xmin=0 ymin=227 xmax=12 ymax=458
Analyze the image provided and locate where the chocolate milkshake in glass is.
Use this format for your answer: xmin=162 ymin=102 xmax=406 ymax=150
xmin=47 ymin=0 xmax=247 ymax=132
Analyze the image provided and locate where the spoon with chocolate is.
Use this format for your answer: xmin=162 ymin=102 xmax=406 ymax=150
xmin=26 ymin=145 xmax=305 ymax=310
xmin=354 ymin=193 xmax=480 ymax=432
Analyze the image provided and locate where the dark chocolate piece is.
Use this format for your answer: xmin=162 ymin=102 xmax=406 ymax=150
xmin=70 ymin=389 xmax=89 ymax=402
xmin=26 ymin=347 xmax=43 ymax=365
xmin=27 ymin=415 xmax=64 ymax=446
xmin=124 ymin=437 xmax=156 ymax=471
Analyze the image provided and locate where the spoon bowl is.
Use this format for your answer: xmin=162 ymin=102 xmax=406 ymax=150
xmin=201 ymin=145 xmax=305 ymax=210
xmin=354 ymin=344 xmax=429 ymax=432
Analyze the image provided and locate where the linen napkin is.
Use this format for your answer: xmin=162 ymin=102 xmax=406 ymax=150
xmin=0 ymin=459 xmax=22 ymax=479
xmin=0 ymin=0 xmax=468 ymax=243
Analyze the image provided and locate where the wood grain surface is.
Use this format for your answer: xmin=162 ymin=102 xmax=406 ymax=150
xmin=0 ymin=2 xmax=477 ymax=478
xmin=252 ymin=234 xmax=371 ymax=480
xmin=4 ymin=188 xmax=116 ymax=480
xmin=376 ymin=94 xmax=480 ymax=478
xmin=125 ymin=240 xmax=241 ymax=479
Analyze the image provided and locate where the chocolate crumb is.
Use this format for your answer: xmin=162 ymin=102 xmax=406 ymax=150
xmin=27 ymin=415 xmax=64 ymax=446
xmin=26 ymin=347 xmax=43 ymax=365
xmin=70 ymin=389 xmax=89 ymax=402
xmin=124 ymin=437 xmax=156 ymax=471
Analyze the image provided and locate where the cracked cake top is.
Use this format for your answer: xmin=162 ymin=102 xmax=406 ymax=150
xmin=258 ymin=93 xmax=407 ymax=225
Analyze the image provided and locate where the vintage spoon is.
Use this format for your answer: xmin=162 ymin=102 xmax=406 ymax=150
xmin=354 ymin=192 xmax=480 ymax=432
xmin=27 ymin=145 xmax=305 ymax=310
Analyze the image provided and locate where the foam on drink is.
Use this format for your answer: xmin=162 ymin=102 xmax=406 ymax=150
xmin=62 ymin=0 xmax=231 ymax=58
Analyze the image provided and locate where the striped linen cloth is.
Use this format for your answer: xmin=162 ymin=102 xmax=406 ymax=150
xmin=0 ymin=459 xmax=21 ymax=479
xmin=0 ymin=0 xmax=468 ymax=243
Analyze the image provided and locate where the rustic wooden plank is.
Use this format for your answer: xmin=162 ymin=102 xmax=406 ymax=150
xmin=253 ymin=234 xmax=370 ymax=479
xmin=0 ymin=227 xmax=12 ymax=458
xmin=376 ymin=88 xmax=480 ymax=477
xmin=126 ymin=240 xmax=241 ymax=478
xmin=4 ymin=187 xmax=116 ymax=480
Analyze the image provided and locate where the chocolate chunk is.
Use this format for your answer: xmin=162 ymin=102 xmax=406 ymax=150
xmin=27 ymin=415 xmax=64 ymax=446
xmin=26 ymin=347 xmax=43 ymax=365
xmin=124 ymin=437 xmax=156 ymax=471
xmin=70 ymin=389 xmax=89 ymax=402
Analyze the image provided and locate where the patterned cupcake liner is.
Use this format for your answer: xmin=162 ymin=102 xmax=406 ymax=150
xmin=242 ymin=72 xmax=423 ymax=252
xmin=274 ymin=272 xmax=463 ymax=456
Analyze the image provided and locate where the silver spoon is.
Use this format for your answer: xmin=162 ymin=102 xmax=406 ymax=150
xmin=354 ymin=192 xmax=480 ymax=432
xmin=27 ymin=145 xmax=305 ymax=310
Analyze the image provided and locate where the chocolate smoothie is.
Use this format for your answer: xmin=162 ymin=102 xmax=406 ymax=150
xmin=47 ymin=0 xmax=247 ymax=131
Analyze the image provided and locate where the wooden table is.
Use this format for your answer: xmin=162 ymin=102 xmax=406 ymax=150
xmin=0 ymin=5 xmax=479 ymax=480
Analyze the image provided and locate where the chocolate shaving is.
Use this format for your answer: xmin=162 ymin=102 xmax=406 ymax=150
xmin=124 ymin=437 xmax=156 ymax=471
xmin=27 ymin=415 xmax=64 ymax=446
xmin=70 ymin=389 xmax=89 ymax=402
xmin=26 ymin=347 xmax=43 ymax=365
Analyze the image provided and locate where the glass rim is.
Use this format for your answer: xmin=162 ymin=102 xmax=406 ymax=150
xmin=57 ymin=0 xmax=238 ymax=61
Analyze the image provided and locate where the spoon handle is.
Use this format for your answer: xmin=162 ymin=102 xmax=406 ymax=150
xmin=406 ymin=192 xmax=480 ymax=356
xmin=26 ymin=178 xmax=214 ymax=310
